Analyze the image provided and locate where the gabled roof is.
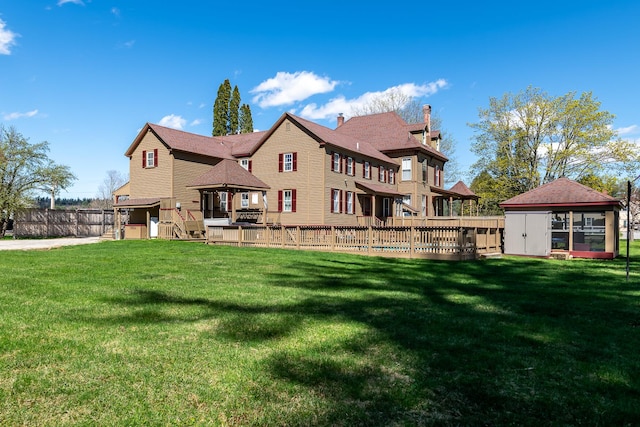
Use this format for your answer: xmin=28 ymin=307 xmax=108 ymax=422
xmin=334 ymin=112 xmax=447 ymax=161
xmin=221 ymin=131 xmax=268 ymax=157
xmin=114 ymin=197 xmax=161 ymax=208
xmin=251 ymin=112 xmax=398 ymax=166
xmin=124 ymin=123 xmax=234 ymax=160
xmin=448 ymin=181 xmax=478 ymax=199
xmin=499 ymin=177 xmax=622 ymax=208
xmin=188 ymin=159 xmax=270 ymax=190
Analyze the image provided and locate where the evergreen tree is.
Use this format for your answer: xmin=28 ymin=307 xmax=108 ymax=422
xmin=229 ymin=85 xmax=240 ymax=135
xmin=212 ymin=79 xmax=254 ymax=136
xmin=212 ymin=79 xmax=231 ymax=136
xmin=239 ymin=104 xmax=253 ymax=134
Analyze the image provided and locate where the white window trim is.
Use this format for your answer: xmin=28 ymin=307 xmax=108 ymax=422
xmin=333 ymin=189 xmax=340 ymax=213
xmin=347 ymin=191 xmax=353 ymax=214
xmin=364 ymin=162 xmax=371 ymax=179
xmin=241 ymin=192 xmax=249 ymax=208
xmin=283 ymin=153 xmax=293 ymax=172
xmin=146 ymin=151 xmax=155 ymax=168
xmin=283 ymin=190 xmax=293 ymax=212
xmin=402 ymin=157 xmax=412 ymax=181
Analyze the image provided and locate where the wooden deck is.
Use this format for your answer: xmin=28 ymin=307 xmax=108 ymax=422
xmin=206 ymin=218 xmax=504 ymax=261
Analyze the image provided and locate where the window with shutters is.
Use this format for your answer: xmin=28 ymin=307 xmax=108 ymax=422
xmin=278 ymin=189 xmax=296 ymax=212
xmin=240 ymin=159 xmax=252 ymax=172
xmin=332 ymin=189 xmax=341 ymax=213
xmin=346 ymin=191 xmax=354 ymax=214
xmin=363 ymin=161 xmax=371 ymax=179
xmin=332 ymin=152 xmax=341 ymax=173
xmin=346 ymin=157 xmax=354 ymax=176
xmin=379 ymin=165 xmax=386 ymax=183
xmin=279 ymin=152 xmax=297 ymax=172
xmin=142 ymin=149 xmax=158 ymax=168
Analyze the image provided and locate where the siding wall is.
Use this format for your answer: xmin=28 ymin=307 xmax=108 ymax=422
xmin=172 ymin=152 xmax=220 ymax=212
xmin=129 ymin=131 xmax=173 ymax=199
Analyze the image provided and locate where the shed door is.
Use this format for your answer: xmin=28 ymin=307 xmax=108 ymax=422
xmin=505 ymin=212 xmax=551 ymax=256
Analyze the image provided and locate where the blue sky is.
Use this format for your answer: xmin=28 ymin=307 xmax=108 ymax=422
xmin=1 ymin=0 xmax=639 ymax=199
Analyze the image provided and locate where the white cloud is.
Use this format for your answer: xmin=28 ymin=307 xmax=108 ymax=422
xmin=58 ymin=0 xmax=85 ymax=5
xmin=0 ymin=19 xmax=18 ymax=55
xmin=190 ymin=119 xmax=202 ymax=126
xmin=158 ymin=114 xmax=186 ymax=130
xmin=111 ymin=7 xmax=120 ymax=17
xmin=299 ymin=79 xmax=449 ymax=121
xmin=251 ymin=71 xmax=339 ymax=108
xmin=3 ymin=109 xmax=39 ymax=121
xmin=616 ymin=125 xmax=639 ymax=136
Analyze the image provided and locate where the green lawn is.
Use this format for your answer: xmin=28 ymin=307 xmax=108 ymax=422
xmin=1 ymin=240 xmax=639 ymax=426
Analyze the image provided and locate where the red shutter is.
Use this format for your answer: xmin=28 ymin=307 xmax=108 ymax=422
xmin=293 ymin=152 xmax=297 ymax=171
xmin=330 ymin=152 xmax=335 ymax=171
xmin=154 ymin=149 xmax=158 ymax=167
xmin=339 ymin=190 xmax=343 ymax=213
xmin=291 ymin=189 xmax=297 ymax=212
xmin=142 ymin=150 xmax=146 ymax=168
xmin=248 ymin=160 xmax=252 ymax=173
xmin=279 ymin=153 xmax=283 ymax=172
xmin=278 ymin=190 xmax=283 ymax=212
xmin=341 ymin=155 xmax=344 ymax=173
xmin=362 ymin=162 xmax=365 ymax=177
xmin=330 ymin=189 xmax=334 ymax=213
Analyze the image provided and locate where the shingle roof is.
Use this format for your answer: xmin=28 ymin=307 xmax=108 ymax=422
xmin=189 ymin=159 xmax=270 ymax=190
xmin=147 ymin=123 xmax=234 ymax=159
xmin=448 ymin=181 xmax=478 ymax=199
xmin=287 ymin=114 xmax=398 ymax=165
xmin=335 ymin=112 xmax=447 ymax=161
xmin=499 ymin=177 xmax=622 ymax=208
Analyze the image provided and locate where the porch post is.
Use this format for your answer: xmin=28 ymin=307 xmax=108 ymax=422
xmin=230 ymin=191 xmax=236 ymax=223
xmin=262 ymin=191 xmax=268 ymax=225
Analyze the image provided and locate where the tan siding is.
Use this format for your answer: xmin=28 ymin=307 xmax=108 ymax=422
xmin=128 ymin=132 xmax=172 ymax=199
xmin=250 ymin=119 xmax=324 ymax=225
xmin=172 ymin=153 xmax=221 ymax=212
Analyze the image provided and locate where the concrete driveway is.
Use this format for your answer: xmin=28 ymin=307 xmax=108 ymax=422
xmin=0 ymin=237 xmax=102 ymax=251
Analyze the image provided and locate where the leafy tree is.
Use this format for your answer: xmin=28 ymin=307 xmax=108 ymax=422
xmin=212 ymin=79 xmax=253 ymax=136
xmin=94 ymin=170 xmax=128 ymax=209
xmin=350 ymin=87 xmax=460 ymax=185
xmin=469 ymin=170 xmax=504 ymax=215
xmin=469 ymin=86 xmax=639 ymax=202
xmin=0 ymin=126 xmax=76 ymax=236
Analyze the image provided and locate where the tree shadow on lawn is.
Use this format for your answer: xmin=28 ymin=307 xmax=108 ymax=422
xmin=92 ymin=253 xmax=640 ymax=426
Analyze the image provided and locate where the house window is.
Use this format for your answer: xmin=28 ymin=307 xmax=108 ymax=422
xmin=422 ymin=195 xmax=427 ymax=217
xmin=388 ymin=169 xmax=395 ymax=185
xmin=364 ymin=161 xmax=371 ymax=179
xmin=402 ymin=157 xmax=412 ymax=181
xmin=346 ymin=191 xmax=354 ymax=214
xmin=332 ymin=152 xmax=341 ymax=172
xmin=278 ymin=189 xmax=297 ymax=212
xmin=240 ymin=159 xmax=252 ymax=172
xmin=421 ymin=160 xmax=427 ymax=182
xmin=435 ymin=165 xmax=441 ymax=187
xmin=241 ymin=192 xmax=249 ymax=208
xmin=142 ymin=149 xmax=158 ymax=168
xmin=379 ymin=166 xmax=386 ymax=183
xmin=402 ymin=195 xmax=412 ymax=216
xmin=346 ymin=157 xmax=354 ymax=176
xmin=279 ymin=152 xmax=297 ymax=172
xmin=219 ymin=192 xmax=228 ymax=212
xmin=331 ymin=189 xmax=342 ymax=213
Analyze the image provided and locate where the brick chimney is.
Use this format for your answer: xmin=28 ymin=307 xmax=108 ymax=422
xmin=337 ymin=113 xmax=344 ymax=127
xmin=423 ymin=104 xmax=431 ymax=130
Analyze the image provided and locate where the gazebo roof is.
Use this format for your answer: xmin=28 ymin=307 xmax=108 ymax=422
xmin=188 ymin=159 xmax=270 ymax=191
xmin=500 ymin=177 xmax=622 ymax=208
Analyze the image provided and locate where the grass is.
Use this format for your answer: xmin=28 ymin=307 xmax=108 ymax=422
xmin=1 ymin=240 xmax=640 ymax=426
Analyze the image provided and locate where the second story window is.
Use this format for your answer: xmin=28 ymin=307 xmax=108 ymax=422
xmin=346 ymin=157 xmax=354 ymax=176
xmin=435 ymin=165 xmax=441 ymax=187
xmin=388 ymin=169 xmax=395 ymax=185
xmin=142 ymin=149 xmax=158 ymax=168
xmin=332 ymin=152 xmax=342 ymax=173
xmin=241 ymin=192 xmax=249 ymax=208
xmin=402 ymin=157 xmax=412 ymax=181
xmin=379 ymin=165 xmax=386 ymax=183
xmin=363 ymin=161 xmax=371 ymax=179
xmin=279 ymin=152 xmax=297 ymax=172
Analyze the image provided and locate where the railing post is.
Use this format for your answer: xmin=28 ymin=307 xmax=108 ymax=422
xmin=331 ymin=226 xmax=336 ymax=251
xmin=410 ymin=226 xmax=415 ymax=258
xmin=281 ymin=225 xmax=285 ymax=248
xmin=238 ymin=225 xmax=243 ymax=246
xmin=368 ymin=225 xmax=373 ymax=255
xmin=296 ymin=226 xmax=301 ymax=250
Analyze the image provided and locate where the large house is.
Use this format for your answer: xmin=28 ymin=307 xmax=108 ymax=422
xmin=114 ymin=105 xmax=476 ymax=239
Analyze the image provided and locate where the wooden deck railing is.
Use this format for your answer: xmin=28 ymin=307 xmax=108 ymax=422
xmin=206 ymin=219 xmax=504 ymax=261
